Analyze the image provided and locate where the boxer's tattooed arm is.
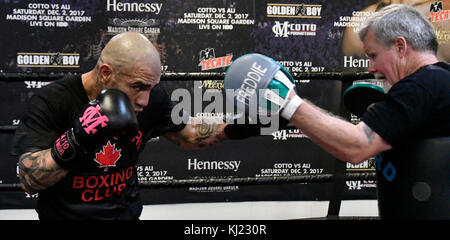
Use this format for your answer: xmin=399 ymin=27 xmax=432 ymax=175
xmin=194 ymin=120 xmax=218 ymax=141
xmin=192 ymin=119 xmax=225 ymax=148
xmin=18 ymin=149 xmax=68 ymax=194
xmin=164 ymin=116 xmax=227 ymax=149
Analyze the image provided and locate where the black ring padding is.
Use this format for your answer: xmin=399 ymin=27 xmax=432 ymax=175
xmin=140 ymin=172 xmax=376 ymax=188
xmin=0 ymin=172 xmax=376 ymax=191
xmin=0 ymin=184 xmax=22 ymax=191
xmin=0 ymin=72 xmax=374 ymax=82
xmin=0 ymin=126 xmax=17 ymax=131
xmin=162 ymin=72 xmax=224 ymax=80
xmin=0 ymin=72 xmax=74 ymax=81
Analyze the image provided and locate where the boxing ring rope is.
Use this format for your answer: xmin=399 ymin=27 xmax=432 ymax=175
xmin=0 ymin=172 xmax=376 ymax=191
xmin=0 ymin=71 xmax=374 ymax=81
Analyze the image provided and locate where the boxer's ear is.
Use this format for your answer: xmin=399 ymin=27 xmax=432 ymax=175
xmin=98 ymin=63 xmax=114 ymax=86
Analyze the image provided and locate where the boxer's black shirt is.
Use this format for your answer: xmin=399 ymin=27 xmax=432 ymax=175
xmin=11 ymin=75 xmax=186 ymax=220
xmin=361 ymin=62 xmax=450 ymax=147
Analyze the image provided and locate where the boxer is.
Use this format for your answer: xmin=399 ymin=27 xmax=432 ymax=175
xmin=12 ymin=32 xmax=271 ymax=220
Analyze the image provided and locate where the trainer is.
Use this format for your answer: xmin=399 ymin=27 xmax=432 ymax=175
xmin=11 ymin=32 xmax=253 ymax=220
xmin=225 ymin=4 xmax=450 ymax=219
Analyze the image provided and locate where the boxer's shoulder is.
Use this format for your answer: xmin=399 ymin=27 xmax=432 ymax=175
xmin=33 ymin=74 xmax=85 ymax=105
xmin=28 ymin=75 xmax=87 ymax=122
xmin=47 ymin=74 xmax=83 ymax=95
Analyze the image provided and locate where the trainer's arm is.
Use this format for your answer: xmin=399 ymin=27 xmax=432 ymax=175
xmin=289 ymin=100 xmax=392 ymax=164
xmin=18 ymin=149 xmax=68 ymax=194
xmin=164 ymin=116 xmax=228 ymax=150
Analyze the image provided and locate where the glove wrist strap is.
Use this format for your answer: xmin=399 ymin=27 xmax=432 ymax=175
xmin=281 ymin=95 xmax=303 ymax=120
xmin=51 ymin=128 xmax=82 ymax=170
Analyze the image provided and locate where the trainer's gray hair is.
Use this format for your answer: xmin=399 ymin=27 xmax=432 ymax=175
xmin=359 ymin=4 xmax=438 ymax=54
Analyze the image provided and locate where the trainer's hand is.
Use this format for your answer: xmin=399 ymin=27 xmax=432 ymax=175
xmin=224 ymin=53 xmax=303 ymax=120
xmin=51 ymin=88 xmax=138 ymax=169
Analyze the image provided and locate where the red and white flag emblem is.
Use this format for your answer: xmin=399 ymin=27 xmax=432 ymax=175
xmin=94 ymin=141 xmax=122 ymax=169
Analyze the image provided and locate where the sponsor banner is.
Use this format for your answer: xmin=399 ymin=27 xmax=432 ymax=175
xmin=430 ymin=1 xmax=449 ymax=22
xmin=16 ymin=52 xmax=80 ymax=68
xmin=345 ymin=159 xmax=376 ymax=190
xmin=1 ymin=0 xmax=449 ymax=74
xmin=176 ymin=6 xmax=254 ymax=31
xmin=0 ymin=0 xmax=367 ymax=74
xmin=4 ymin=2 xmax=92 ymax=28
xmin=272 ymin=21 xmax=317 ymax=37
xmin=198 ymin=48 xmax=233 ymax=71
xmin=137 ymin=135 xmax=337 ymax=203
xmin=277 ymin=60 xmax=325 ymax=74
xmin=266 ymin=3 xmax=322 ymax=19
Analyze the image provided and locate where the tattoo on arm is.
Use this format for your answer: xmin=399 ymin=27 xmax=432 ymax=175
xmin=18 ymin=149 xmax=67 ymax=193
xmin=192 ymin=117 xmax=222 ymax=148
xmin=363 ymin=124 xmax=375 ymax=144
xmin=194 ymin=120 xmax=218 ymax=140
xmin=166 ymin=116 xmax=226 ymax=149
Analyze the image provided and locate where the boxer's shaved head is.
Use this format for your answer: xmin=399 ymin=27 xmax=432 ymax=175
xmin=83 ymin=31 xmax=162 ymax=110
xmin=98 ymin=31 xmax=161 ymax=77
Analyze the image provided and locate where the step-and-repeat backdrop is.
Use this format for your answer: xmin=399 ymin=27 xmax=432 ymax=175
xmin=0 ymin=0 xmax=448 ymax=208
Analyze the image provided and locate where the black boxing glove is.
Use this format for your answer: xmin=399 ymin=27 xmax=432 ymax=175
xmin=224 ymin=113 xmax=289 ymax=140
xmin=51 ymin=88 xmax=138 ymax=170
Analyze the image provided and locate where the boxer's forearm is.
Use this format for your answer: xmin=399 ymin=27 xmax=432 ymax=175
xmin=189 ymin=118 xmax=227 ymax=148
xmin=18 ymin=149 xmax=68 ymax=194
xmin=164 ymin=116 xmax=227 ymax=150
xmin=289 ymin=101 xmax=377 ymax=164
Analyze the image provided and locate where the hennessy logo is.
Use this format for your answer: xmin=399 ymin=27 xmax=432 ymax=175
xmin=94 ymin=141 xmax=122 ymax=169
xmin=79 ymin=104 xmax=109 ymax=134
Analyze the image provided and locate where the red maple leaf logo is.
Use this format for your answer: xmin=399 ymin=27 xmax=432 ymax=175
xmin=94 ymin=141 xmax=122 ymax=169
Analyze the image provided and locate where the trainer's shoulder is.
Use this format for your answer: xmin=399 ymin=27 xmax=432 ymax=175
xmin=417 ymin=62 xmax=450 ymax=80
xmin=404 ymin=62 xmax=450 ymax=87
xmin=394 ymin=62 xmax=450 ymax=100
